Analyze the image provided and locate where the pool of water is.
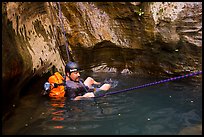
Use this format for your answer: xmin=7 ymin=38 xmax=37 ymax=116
xmin=2 ymin=72 xmax=202 ymax=135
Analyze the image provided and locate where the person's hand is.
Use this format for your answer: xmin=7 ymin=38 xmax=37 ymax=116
xmin=94 ymin=81 xmax=101 ymax=85
xmin=104 ymin=78 xmax=118 ymax=88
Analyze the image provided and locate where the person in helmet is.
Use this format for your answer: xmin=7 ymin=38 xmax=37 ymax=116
xmin=65 ymin=61 xmax=111 ymax=100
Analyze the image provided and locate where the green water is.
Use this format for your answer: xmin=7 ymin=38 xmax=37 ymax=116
xmin=2 ymin=72 xmax=202 ymax=135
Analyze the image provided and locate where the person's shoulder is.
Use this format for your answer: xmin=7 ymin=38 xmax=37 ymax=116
xmin=66 ymin=80 xmax=79 ymax=88
xmin=66 ymin=80 xmax=76 ymax=84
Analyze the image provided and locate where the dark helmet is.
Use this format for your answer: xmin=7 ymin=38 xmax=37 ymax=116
xmin=65 ymin=61 xmax=80 ymax=74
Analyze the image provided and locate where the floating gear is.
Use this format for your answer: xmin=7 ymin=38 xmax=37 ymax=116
xmin=42 ymin=72 xmax=66 ymax=98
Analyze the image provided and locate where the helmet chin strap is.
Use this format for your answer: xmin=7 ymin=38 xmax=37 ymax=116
xmin=69 ymin=76 xmax=74 ymax=81
xmin=66 ymin=73 xmax=73 ymax=81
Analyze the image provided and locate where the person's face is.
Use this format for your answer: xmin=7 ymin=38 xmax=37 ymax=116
xmin=69 ymin=71 xmax=80 ymax=81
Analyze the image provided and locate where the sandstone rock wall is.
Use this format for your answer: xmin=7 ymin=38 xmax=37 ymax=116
xmin=2 ymin=2 xmax=202 ymax=118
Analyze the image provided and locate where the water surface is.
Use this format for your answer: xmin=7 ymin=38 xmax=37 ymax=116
xmin=3 ymin=72 xmax=202 ymax=135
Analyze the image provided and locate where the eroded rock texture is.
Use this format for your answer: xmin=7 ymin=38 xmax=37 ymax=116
xmin=2 ymin=2 xmax=202 ymax=118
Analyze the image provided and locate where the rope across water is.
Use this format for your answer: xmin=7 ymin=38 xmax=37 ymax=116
xmin=95 ymin=71 xmax=202 ymax=98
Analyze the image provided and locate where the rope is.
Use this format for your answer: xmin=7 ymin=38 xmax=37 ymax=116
xmin=57 ymin=2 xmax=71 ymax=62
xmin=95 ymin=71 xmax=202 ymax=98
xmin=54 ymin=3 xmax=202 ymax=98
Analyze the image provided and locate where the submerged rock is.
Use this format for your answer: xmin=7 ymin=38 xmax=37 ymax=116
xmin=178 ymin=124 xmax=202 ymax=135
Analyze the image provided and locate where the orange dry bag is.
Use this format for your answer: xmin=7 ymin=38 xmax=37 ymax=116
xmin=48 ymin=72 xmax=65 ymax=98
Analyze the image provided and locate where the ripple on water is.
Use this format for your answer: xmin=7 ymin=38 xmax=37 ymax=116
xmin=3 ymin=72 xmax=202 ymax=135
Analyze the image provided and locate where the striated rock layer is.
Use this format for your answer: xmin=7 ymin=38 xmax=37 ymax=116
xmin=2 ymin=2 xmax=202 ymax=118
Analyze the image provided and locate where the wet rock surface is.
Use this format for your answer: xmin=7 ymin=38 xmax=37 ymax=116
xmin=2 ymin=2 xmax=202 ymax=120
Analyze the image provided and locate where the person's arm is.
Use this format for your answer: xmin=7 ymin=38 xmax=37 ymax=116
xmin=73 ymin=96 xmax=85 ymax=100
xmin=73 ymin=92 xmax=95 ymax=100
xmin=84 ymin=77 xmax=101 ymax=88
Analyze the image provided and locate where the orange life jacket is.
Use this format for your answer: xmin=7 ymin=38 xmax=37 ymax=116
xmin=48 ymin=72 xmax=65 ymax=98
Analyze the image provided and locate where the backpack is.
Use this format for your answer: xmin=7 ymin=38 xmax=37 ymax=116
xmin=47 ymin=72 xmax=66 ymax=98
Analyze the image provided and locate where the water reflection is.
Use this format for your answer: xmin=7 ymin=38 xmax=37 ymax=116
xmin=48 ymin=97 xmax=66 ymax=129
xmin=3 ymin=72 xmax=202 ymax=135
